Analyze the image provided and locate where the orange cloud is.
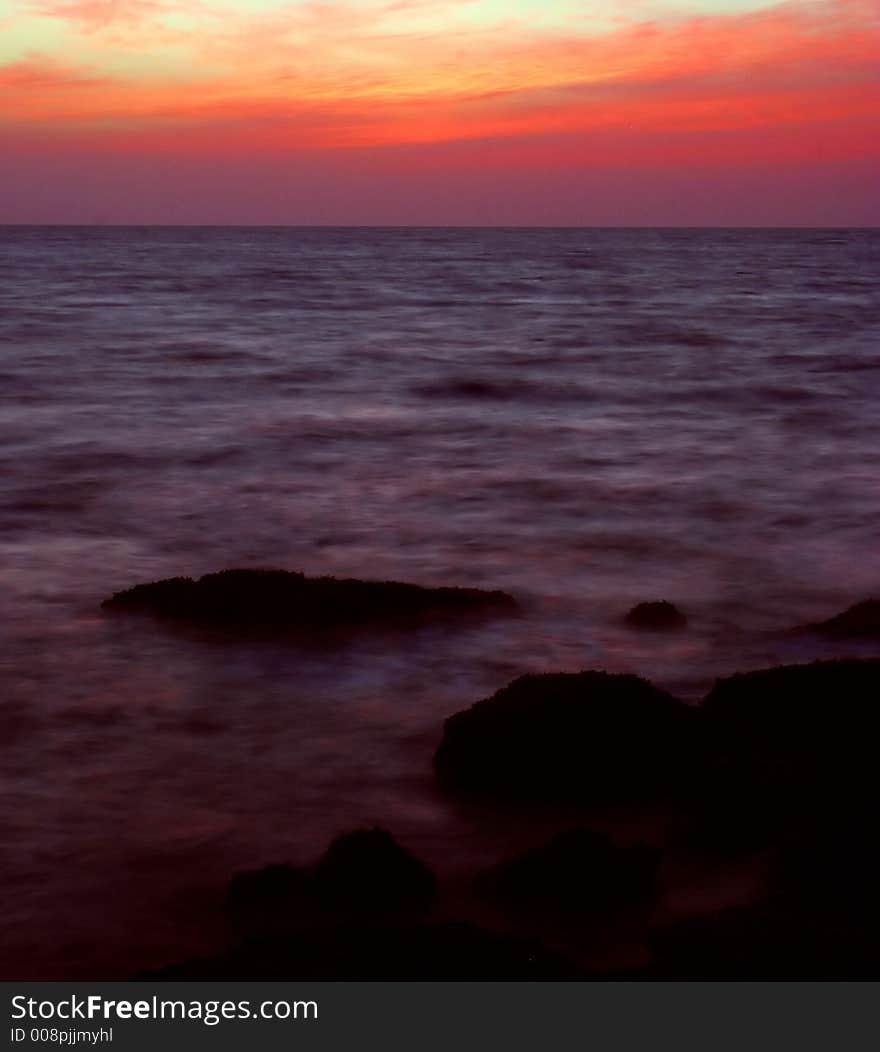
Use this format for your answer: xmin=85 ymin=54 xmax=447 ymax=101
xmin=0 ymin=54 xmax=114 ymax=91
xmin=2 ymin=0 xmax=877 ymax=175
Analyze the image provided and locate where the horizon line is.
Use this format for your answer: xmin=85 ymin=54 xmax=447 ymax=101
xmin=2 ymin=223 xmax=877 ymax=231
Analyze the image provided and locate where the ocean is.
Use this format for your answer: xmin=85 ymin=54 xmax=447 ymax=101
xmin=1 ymin=225 xmax=878 ymax=977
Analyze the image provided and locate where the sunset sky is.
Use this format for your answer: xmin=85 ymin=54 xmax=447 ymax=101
xmin=2 ymin=0 xmax=878 ymax=223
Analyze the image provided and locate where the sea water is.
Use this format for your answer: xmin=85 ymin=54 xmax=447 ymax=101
xmin=1 ymin=226 xmax=878 ymax=976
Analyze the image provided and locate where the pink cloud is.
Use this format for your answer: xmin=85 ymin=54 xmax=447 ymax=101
xmin=27 ymin=0 xmax=170 ymax=28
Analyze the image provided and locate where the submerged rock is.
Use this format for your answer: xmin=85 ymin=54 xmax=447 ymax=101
xmin=480 ymin=828 xmax=659 ymax=917
xmin=101 ymin=568 xmax=518 ymax=632
xmin=803 ymin=598 xmax=880 ymax=638
xmin=433 ymin=671 xmax=700 ymax=802
xmin=624 ymin=601 xmax=687 ymax=630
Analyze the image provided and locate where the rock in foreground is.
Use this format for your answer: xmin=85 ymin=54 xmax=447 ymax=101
xmin=701 ymin=659 xmax=880 ymax=778
xmin=685 ymin=660 xmax=880 ymax=851
xmin=433 ymin=671 xmax=700 ymax=802
xmin=170 ymin=829 xmax=576 ymax=979
xmin=136 ymin=921 xmax=580 ymax=980
xmin=624 ymin=601 xmax=687 ymax=630
xmin=102 ymin=568 xmax=518 ymax=632
xmin=647 ymin=901 xmax=879 ymax=980
xmin=227 ymin=827 xmax=436 ymax=924
xmin=480 ymin=828 xmax=659 ymax=918
xmin=314 ymin=828 xmax=436 ymax=915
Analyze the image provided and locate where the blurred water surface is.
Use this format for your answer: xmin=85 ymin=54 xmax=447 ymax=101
xmin=1 ymin=226 xmax=878 ymax=976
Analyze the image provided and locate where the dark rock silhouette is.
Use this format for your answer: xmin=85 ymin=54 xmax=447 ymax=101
xmin=174 ymin=828 xmax=580 ymax=979
xmin=136 ymin=921 xmax=580 ymax=980
xmin=313 ymin=827 xmax=436 ymax=915
xmin=701 ymin=659 xmax=880 ymax=787
xmin=101 ymin=567 xmax=518 ymax=632
xmin=226 ymin=828 xmax=436 ymax=929
xmin=803 ymin=598 xmax=880 ymax=638
xmin=433 ymin=671 xmax=700 ymax=802
xmin=624 ymin=600 xmax=687 ymax=630
xmin=684 ymin=659 xmax=880 ymax=852
xmin=480 ymin=828 xmax=659 ymax=917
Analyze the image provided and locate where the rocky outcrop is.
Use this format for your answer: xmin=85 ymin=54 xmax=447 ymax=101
xmin=101 ymin=568 xmax=519 ymax=632
xmin=433 ymin=671 xmax=700 ymax=802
